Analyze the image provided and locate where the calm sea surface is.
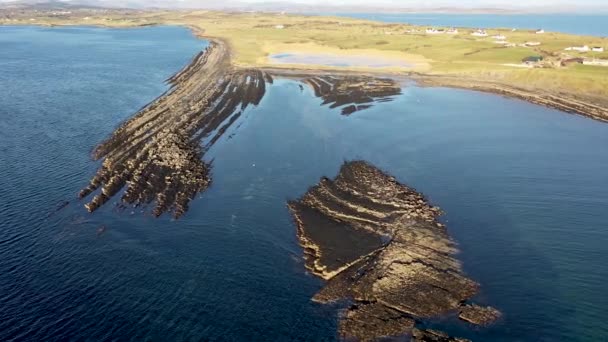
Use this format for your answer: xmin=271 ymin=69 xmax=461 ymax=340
xmin=331 ymin=13 xmax=608 ymax=37
xmin=1 ymin=25 xmax=608 ymax=341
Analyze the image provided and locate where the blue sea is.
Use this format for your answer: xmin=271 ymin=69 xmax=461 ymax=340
xmin=1 ymin=25 xmax=608 ymax=341
xmin=331 ymin=13 xmax=608 ymax=37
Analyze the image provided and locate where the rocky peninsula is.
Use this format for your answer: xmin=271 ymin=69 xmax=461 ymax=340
xmin=288 ymin=161 xmax=500 ymax=341
xmin=79 ymin=40 xmax=271 ymax=217
xmin=3 ymin=8 xmax=607 ymax=122
xmin=77 ymin=37 xmax=402 ymax=217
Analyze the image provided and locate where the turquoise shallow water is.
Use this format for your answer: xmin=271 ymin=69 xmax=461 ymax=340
xmin=1 ymin=25 xmax=608 ymax=341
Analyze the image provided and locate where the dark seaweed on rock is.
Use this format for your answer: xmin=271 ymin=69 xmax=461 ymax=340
xmin=303 ymin=76 xmax=401 ymax=115
xmin=79 ymin=41 xmax=271 ymax=218
xmin=411 ymin=329 xmax=471 ymax=342
xmin=288 ymin=161 xmax=499 ymax=341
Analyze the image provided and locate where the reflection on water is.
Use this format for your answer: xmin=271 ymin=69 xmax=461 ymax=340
xmin=1 ymin=25 xmax=608 ymax=342
xmin=302 ymin=75 xmax=402 ymax=115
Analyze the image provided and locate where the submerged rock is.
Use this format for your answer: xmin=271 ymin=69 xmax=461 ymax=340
xmin=303 ymin=76 xmax=401 ymax=115
xmin=411 ymin=329 xmax=471 ymax=342
xmin=458 ymin=304 xmax=501 ymax=326
xmin=288 ymin=161 xmax=498 ymax=341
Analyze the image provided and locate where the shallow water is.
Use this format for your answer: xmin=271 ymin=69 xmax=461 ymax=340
xmin=269 ymin=52 xmax=412 ymax=68
xmin=1 ymin=25 xmax=608 ymax=341
xmin=331 ymin=13 xmax=608 ymax=37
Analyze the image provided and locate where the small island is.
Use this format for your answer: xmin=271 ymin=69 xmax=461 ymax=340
xmin=288 ymin=161 xmax=500 ymax=341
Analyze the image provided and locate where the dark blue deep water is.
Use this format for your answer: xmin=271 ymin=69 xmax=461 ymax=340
xmin=332 ymin=13 xmax=608 ymax=37
xmin=1 ymin=25 xmax=608 ymax=341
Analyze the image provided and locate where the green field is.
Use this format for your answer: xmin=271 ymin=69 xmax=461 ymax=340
xmin=2 ymin=9 xmax=608 ymax=100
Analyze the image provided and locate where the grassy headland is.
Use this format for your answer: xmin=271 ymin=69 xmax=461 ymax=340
xmin=2 ymin=8 xmax=607 ymax=119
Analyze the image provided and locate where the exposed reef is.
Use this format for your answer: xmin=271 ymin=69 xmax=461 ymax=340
xmin=412 ymin=329 xmax=471 ymax=342
xmin=79 ymin=41 xmax=270 ymax=218
xmin=79 ymin=39 xmax=406 ymax=217
xmin=302 ymin=76 xmax=401 ymax=115
xmin=288 ymin=161 xmax=499 ymax=341
xmin=458 ymin=304 xmax=502 ymax=326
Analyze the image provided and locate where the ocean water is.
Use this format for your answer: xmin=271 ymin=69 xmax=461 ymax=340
xmin=1 ymin=25 xmax=608 ymax=341
xmin=331 ymin=13 xmax=608 ymax=37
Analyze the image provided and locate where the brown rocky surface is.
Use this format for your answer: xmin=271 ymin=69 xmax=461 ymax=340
xmin=303 ymin=76 xmax=401 ymax=115
xmin=288 ymin=161 xmax=499 ymax=341
xmin=79 ymin=41 xmax=405 ymax=218
xmin=458 ymin=304 xmax=502 ymax=326
xmin=411 ymin=329 xmax=471 ymax=342
xmin=79 ymin=41 xmax=270 ymax=218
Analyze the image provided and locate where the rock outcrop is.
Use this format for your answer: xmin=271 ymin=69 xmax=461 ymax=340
xmin=79 ymin=42 xmax=405 ymax=218
xmin=79 ymin=41 xmax=270 ymax=218
xmin=303 ymin=76 xmax=401 ymax=115
xmin=458 ymin=304 xmax=502 ymax=326
xmin=288 ymin=161 xmax=499 ymax=341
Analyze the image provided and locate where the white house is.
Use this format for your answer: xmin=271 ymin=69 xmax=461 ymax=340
xmin=583 ymin=59 xmax=608 ymax=66
xmin=565 ymin=45 xmax=590 ymax=52
xmin=426 ymin=28 xmax=444 ymax=34
xmin=492 ymin=34 xmax=506 ymax=40
xmin=592 ymin=47 xmax=605 ymax=52
xmin=275 ymin=25 xmax=285 ymax=29
xmin=525 ymin=41 xmax=541 ymax=47
xmin=471 ymin=29 xmax=488 ymax=37
xmin=447 ymin=28 xmax=459 ymax=34
xmin=536 ymin=29 xmax=545 ymax=34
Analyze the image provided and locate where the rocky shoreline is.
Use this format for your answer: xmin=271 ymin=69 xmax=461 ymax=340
xmin=412 ymin=74 xmax=608 ymax=123
xmin=8 ymin=21 xmax=606 ymax=123
xmin=288 ymin=161 xmax=500 ymax=341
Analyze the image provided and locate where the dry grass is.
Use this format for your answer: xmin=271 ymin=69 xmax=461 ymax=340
xmin=3 ymin=10 xmax=608 ymax=97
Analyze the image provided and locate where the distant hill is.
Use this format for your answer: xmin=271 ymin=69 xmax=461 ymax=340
xmin=1 ymin=0 xmax=606 ymax=14
xmin=0 ymin=0 xmax=104 ymax=9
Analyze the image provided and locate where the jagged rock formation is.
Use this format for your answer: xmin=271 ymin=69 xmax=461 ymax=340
xmin=288 ymin=161 xmax=499 ymax=341
xmin=412 ymin=329 xmax=471 ymax=342
xmin=79 ymin=38 xmax=407 ymax=218
xmin=458 ymin=304 xmax=502 ymax=326
xmin=303 ymin=76 xmax=401 ymax=115
xmin=79 ymin=41 xmax=271 ymax=218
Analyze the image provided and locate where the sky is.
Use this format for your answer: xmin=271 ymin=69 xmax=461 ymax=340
xmin=240 ymin=0 xmax=602 ymax=4
xmin=1 ymin=0 xmax=607 ymax=11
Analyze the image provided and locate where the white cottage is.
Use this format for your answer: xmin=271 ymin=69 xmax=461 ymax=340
xmin=566 ymin=45 xmax=590 ymax=52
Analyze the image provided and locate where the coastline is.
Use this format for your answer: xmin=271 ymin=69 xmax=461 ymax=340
xmin=177 ymin=23 xmax=608 ymax=123
xmin=411 ymin=74 xmax=608 ymax=122
xmin=3 ymin=21 xmax=607 ymax=122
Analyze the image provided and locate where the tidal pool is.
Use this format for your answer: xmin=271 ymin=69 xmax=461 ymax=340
xmin=269 ymin=52 xmax=413 ymax=68
xmin=1 ymin=25 xmax=608 ymax=341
